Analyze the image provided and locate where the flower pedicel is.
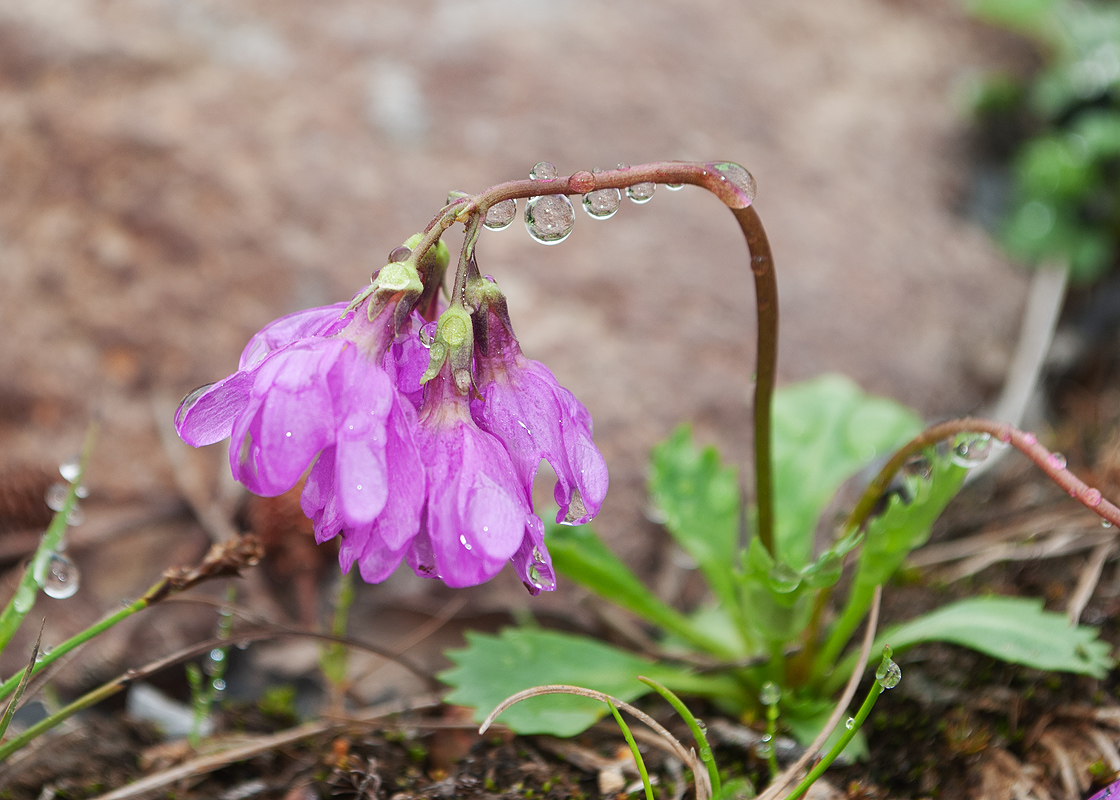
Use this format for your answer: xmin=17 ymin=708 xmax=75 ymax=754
xmin=175 ymin=234 xmax=608 ymax=593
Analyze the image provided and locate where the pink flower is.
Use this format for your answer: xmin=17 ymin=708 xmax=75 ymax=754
xmin=175 ymin=254 xmax=606 ymax=592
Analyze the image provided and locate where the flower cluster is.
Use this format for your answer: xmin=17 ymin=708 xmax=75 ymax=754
xmin=175 ymin=238 xmax=608 ymax=592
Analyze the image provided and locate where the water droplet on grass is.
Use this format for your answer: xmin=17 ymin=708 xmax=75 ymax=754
xmin=845 ymin=718 xmax=855 ymax=730
xmin=759 ymin=682 xmax=781 ymax=706
xmin=44 ymin=553 xmax=80 ymax=599
xmin=59 ymin=457 xmax=81 ymax=483
xmin=875 ymin=659 xmax=901 ymax=689
xmin=45 ymin=483 xmax=69 ymax=512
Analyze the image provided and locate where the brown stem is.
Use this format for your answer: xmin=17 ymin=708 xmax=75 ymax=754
xmin=406 ymin=160 xmax=777 ymax=553
xmin=733 ymin=206 xmax=778 ymax=554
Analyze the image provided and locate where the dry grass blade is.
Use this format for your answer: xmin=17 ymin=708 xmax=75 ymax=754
xmin=1067 ymin=539 xmax=1119 ymax=624
xmin=0 ymin=622 xmax=42 ymax=740
xmin=1037 ymin=730 xmax=1084 ymax=800
xmin=757 ymin=585 xmax=882 ymax=800
xmin=909 ymin=508 xmax=1079 ymax=568
xmin=87 ymin=694 xmax=441 ymax=800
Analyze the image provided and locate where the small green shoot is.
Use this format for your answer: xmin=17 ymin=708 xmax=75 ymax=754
xmin=606 ymin=698 xmax=654 ymax=800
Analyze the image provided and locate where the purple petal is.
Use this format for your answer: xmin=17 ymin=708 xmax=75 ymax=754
xmin=239 ymin=302 xmax=352 ymax=369
xmin=472 ymin=358 xmax=608 ymax=525
xmin=511 ymin=514 xmax=556 ymax=595
xmin=387 ymin=332 xmax=429 ymax=409
xmin=175 ymin=371 xmax=253 ymax=447
xmin=372 ymin=393 xmax=425 ymax=550
xmin=302 ymin=450 xmax=345 ymax=544
xmin=413 ymin=413 xmax=528 ymax=587
xmin=230 ymin=339 xmax=349 ymax=496
xmin=333 ymin=366 xmax=395 ymax=525
xmin=339 ymin=523 xmax=409 ymax=584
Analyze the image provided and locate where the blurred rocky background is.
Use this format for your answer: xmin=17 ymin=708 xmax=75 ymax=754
xmin=0 ymin=0 xmax=1030 ymax=698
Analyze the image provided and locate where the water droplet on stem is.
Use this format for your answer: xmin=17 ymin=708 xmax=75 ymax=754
xmin=583 ymin=188 xmax=621 ymax=219
xmin=525 ymin=195 xmax=575 ymax=245
xmin=530 ymin=162 xmax=557 ymax=181
xmin=626 ymin=182 xmax=655 ymax=204
xmin=708 ymin=161 xmax=757 ymax=205
xmin=875 ymin=658 xmax=902 ymax=689
xmin=950 ymin=433 xmax=992 ymax=469
xmin=759 ymin=682 xmax=781 ymax=706
xmin=484 ymin=199 xmax=517 ymax=230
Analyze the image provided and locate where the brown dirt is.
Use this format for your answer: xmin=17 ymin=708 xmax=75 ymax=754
xmin=3 ymin=1 xmax=1118 ymax=798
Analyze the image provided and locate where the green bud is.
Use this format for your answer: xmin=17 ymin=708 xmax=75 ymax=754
xmin=420 ymin=305 xmax=474 ymax=388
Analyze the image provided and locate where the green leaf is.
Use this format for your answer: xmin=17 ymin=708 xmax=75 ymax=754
xmin=857 ymin=451 xmax=967 ymax=586
xmin=771 ymin=376 xmax=923 ymax=568
xmin=545 ymin=521 xmax=740 ymax=659
xmin=440 ymin=628 xmax=745 ymax=737
xmin=834 ymin=597 xmax=1113 ymax=683
xmin=649 ymin=425 xmax=742 ymax=612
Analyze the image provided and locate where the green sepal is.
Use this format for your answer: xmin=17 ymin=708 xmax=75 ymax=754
xmin=420 ymin=304 xmax=474 ymax=390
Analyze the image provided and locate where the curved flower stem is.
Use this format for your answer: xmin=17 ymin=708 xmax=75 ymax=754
xmin=733 ymin=206 xmax=777 ymax=553
xmin=845 ymin=418 xmax=1120 ymax=534
xmin=407 ymin=160 xmax=778 ymax=553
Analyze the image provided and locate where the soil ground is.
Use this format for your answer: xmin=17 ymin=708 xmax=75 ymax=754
xmin=2 ymin=1 xmax=1119 ymax=798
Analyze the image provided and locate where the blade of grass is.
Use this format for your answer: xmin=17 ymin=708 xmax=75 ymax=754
xmin=638 ymin=676 xmax=721 ymax=795
xmin=0 ymin=422 xmax=98 ymax=653
xmin=607 ymin=699 xmax=655 ymax=800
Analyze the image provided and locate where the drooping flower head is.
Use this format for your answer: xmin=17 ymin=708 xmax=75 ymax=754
xmin=175 ymin=230 xmax=607 ymax=592
xmin=468 ymin=277 xmax=608 ymax=526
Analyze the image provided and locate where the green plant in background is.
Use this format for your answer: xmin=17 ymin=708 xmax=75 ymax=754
xmin=969 ymin=0 xmax=1120 ymax=281
xmin=442 ymin=376 xmax=1114 ymax=761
